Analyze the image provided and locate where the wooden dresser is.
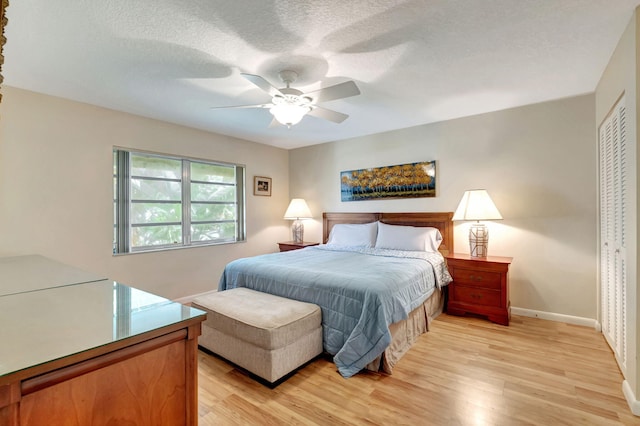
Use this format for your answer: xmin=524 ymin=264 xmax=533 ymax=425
xmin=0 ymin=255 xmax=206 ymax=426
xmin=445 ymin=253 xmax=513 ymax=325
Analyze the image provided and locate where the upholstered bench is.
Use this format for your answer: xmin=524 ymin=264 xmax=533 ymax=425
xmin=192 ymin=287 xmax=323 ymax=384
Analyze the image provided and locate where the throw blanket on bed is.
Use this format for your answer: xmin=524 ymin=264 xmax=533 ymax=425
xmin=218 ymin=245 xmax=452 ymax=378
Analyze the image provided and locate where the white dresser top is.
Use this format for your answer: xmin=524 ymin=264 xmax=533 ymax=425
xmin=0 ymin=255 xmax=206 ymax=378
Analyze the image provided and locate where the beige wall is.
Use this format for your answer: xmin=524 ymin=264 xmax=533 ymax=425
xmin=290 ymin=94 xmax=597 ymax=319
xmin=0 ymin=86 xmax=290 ymax=300
xmin=595 ymin=8 xmax=639 ymax=410
xmin=0 ymin=87 xmax=599 ymax=317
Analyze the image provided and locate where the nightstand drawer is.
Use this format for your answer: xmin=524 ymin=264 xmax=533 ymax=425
xmin=450 ymin=268 xmax=501 ymax=289
xmin=450 ymin=285 xmax=501 ymax=307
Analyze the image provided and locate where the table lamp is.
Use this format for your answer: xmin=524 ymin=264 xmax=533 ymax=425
xmin=452 ymin=189 xmax=503 ymax=257
xmin=283 ymin=198 xmax=312 ymax=243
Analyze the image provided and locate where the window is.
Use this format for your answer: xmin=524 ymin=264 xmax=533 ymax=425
xmin=113 ymin=149 xmax=245 ymax=254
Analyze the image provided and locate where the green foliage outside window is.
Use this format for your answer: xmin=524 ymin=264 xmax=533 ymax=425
xmin=114 ymin=149 xmax=245 ymax=254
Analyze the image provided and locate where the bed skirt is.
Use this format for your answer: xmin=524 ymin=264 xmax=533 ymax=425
xmin=364 ymin=287 xmax=444 ymax=374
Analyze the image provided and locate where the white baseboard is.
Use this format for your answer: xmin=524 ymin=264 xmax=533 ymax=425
xmin=623 ymin=380 xmax=640 ymax=416
xmin=173 ymin=289 xmax=218 ymax=305
xmin=511 ymin=307 xmax=599 ymax=329
xmin=594 ymin=320 xmax=602 ymax=332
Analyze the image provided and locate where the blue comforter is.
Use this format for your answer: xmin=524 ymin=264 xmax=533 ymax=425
xmin=218 ymin=245 xmax=452 ymax=377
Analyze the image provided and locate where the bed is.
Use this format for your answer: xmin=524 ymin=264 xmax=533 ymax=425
xmin=218 ymin=212 xmax=453 ymax=377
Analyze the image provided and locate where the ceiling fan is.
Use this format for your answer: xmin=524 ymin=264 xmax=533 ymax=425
xmin=212 ymin=70 xmax=361 ymax=128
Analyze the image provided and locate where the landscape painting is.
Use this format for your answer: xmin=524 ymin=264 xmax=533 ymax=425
xmin=341 ymin=161 xmax=436 ymax=202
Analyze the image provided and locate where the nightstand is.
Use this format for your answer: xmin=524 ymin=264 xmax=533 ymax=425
xmin=445 ymin=253 xmax=513 ymax=325
xmin=278 ymin=241 xmax=320 ymax=252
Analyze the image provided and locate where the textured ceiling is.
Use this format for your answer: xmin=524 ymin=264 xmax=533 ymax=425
xmin=4 ymin=1 xmax=640 ymax=149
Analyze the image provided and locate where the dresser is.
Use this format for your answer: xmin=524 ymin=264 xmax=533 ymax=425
xmin=0 ymin=255 xmax=206 ymax=426
xmin=445 ymin=253 xmax=513 ymax=325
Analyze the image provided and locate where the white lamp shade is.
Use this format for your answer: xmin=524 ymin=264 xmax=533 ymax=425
xmin=283 ymin=198 xmax=312 ymax=220
xmin=452 ymin=190 xmax=503 ymax=221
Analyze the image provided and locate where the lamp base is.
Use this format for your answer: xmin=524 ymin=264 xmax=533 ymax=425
xmin=469 ymin=223 xmax=489 ymax=257
xmin=291 ymin=220 xmax=304 ymax=243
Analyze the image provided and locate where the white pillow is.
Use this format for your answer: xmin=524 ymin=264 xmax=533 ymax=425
xmin=327 ymin=222 xmax=378 ymax=247
xmin=375 ymin=222 xmax=443 ymax=252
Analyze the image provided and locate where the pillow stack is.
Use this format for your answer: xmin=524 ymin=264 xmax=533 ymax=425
xmin=327 ymin=221 xmax=442 ymax=252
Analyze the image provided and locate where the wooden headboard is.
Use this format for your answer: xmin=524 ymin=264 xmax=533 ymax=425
xmin=322 ymin=212 xmax=454 ymax=255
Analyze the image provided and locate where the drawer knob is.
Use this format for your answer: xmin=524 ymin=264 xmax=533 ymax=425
xmin=471 ymin=293 xmax=483 ymax=299
xmin=470 ymin=275 xmax=483 ymax=281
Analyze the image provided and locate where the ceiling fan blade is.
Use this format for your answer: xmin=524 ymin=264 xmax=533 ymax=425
xmin=304 ymin=81 xmax=360 ymax=103
xmin=210 ymin=103 xmax=273 ymax=110
xmin=241 ymin=73 xmax=283 ymax=97
xmin=307 ymin=106 xmax=349 ymax=123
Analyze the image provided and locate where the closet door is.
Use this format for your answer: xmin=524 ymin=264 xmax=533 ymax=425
xmin=599 ymin=95 xmax=627 ymax=373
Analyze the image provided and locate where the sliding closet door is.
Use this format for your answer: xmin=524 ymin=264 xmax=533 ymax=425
xmin=599 ymin=95 xmax=627 ymax=373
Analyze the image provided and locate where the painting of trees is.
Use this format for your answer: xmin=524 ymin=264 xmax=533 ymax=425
xmin=340 ymin=161 xmax=436 ymax=201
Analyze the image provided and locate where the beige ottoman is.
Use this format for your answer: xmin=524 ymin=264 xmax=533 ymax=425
xmin=192 ymin=287 xmax=323 ymax=383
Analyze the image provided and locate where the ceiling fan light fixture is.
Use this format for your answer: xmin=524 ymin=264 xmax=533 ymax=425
xmin=269 ymin=103 xmax=310 ymax=128
xmin=216 ymin=71 xmax=360 ymax=128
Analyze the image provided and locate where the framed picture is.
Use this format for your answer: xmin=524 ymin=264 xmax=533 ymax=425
xmin=340 ymin=160 xmax=436 ymax=201
xmin=254 ymin=176 xmax=272 ymax=196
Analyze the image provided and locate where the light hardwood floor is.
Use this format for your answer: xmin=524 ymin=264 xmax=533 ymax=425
xmin=198 ymin=314 xmax=639 ymax=425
